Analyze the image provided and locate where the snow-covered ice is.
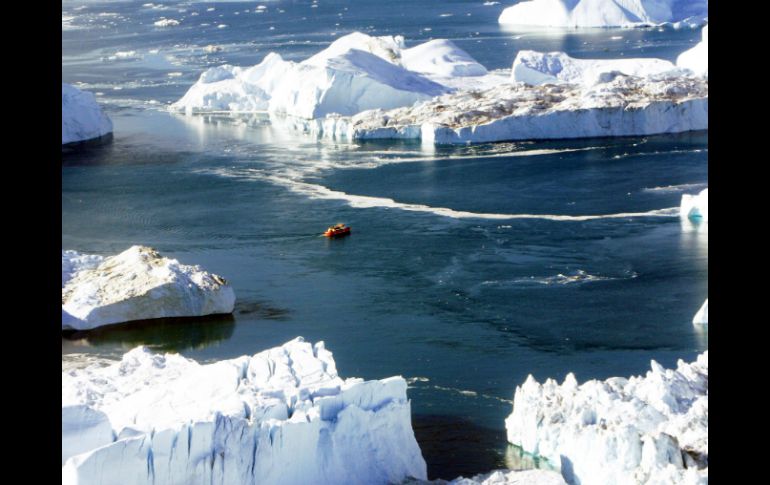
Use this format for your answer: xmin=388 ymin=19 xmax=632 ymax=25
xmin=401 ymin=39 xmax=488 ymax=78
xmin=693 ymin=299 xmax=708 ymax=324
xmin=677 ymin=25 xmax=708 ymax=77
xmin=61 ymin=337 xmax=427 ymax=485
xmin=498 ymin=0 xmax=708 ymax=29
xmin=505 ymin=352 xmax=708 ymax=485
xmin=680 ymin=188 xmax=708 ymax=221
xmin=61 ymin=246 xmax=235 ymax=331
xmin=512 ymin=50 xmax=677 ymax=86
xmin=62 ymin=83 xmax=113 ymax=145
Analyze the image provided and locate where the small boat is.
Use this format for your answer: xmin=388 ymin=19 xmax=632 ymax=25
xmin=324 ymin=223 xmax=351 ymax=238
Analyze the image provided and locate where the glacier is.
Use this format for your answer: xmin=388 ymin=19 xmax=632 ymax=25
xmin=693 ymin=299 xmax=708 ymax=324
xmin=61 ymin=337 xmax=427 ymax=485
xmin=62 ymin=83 xmax=113 ymax=145
xmin=61 ymin=246 xmax=235 ymax=331
xmin=498 ymin=0 xmax=708 ymax=29
xmin=677 ymin=25 xmax=708 ymax=77
xmin=505 ymin=352 xmax=708 ymax=485
xmin=680 ymin=188 xmax=708 ymax=221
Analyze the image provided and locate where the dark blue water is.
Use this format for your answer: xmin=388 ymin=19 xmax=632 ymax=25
xmin=62 ymin=1 xmax=707 ymax=479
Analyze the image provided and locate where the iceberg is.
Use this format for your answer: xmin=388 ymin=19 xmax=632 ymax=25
xmin=680 ymin=188 xmax=708 ymax=221
xmin=498 ymin=0 xmax=708 ymax=29
xmin=512 ymin=50 xmax=677 ymax=86
xmin=693 ymin=299 xmax=708 ymax=324
xmin=61 ymin=337 xmax=427 ymax=485
xmin=62 ymin=83 xmax=113 ymax=145
xmin=505 ymin=352 xmax=708 ymax=485
xmin=401 ymin=39 xmax=488 ymax=78
xmin=61 ymin=246 xmax=235 ymax=331
xmin=677 ymin=25 xmax=708 ymax=77
xmin=302 ymin=73 xmax=707 ymax=144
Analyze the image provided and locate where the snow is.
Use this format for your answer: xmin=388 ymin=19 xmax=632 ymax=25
xmin=62 ymin=84 xmax=113 ymax=145
xmin=409 ymin=469 xmax=566 ymax=484
xmin=693 ymin=299 xmax=708 ymax=324
xmin=505 ymin=352 xmax=708 ymax=485
xmin=62 ymin=250 xmax=104 ymax=287
xmin=680 ymin=188 xmax=708 ymax=221
xmin=61 ymin=246 xmax=235 ymax=331
xmin=61 ymin=337 xmax=427 ymax=485
xmin=298 ymin=73 xmax=707 ymax=144
xmin=401 ymin=39 xmax=488 ymax=78
xmin=512 ymin=50 xmax=677 ymax=86
xmin=677 ymin=25 xmax=708 ymax=77
xmin=498 ymin=0 xmax=708 ymax=28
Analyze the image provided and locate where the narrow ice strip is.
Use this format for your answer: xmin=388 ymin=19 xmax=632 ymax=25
xmin=62 ymin=337 xmax=427 ymax=485
xmin=62 ymin=84 xmax=113 ymax=145
xmin=505 ymin=352 xmax=708 ymax=485
xmin=693 ymin=299 xmax=708 ymax=324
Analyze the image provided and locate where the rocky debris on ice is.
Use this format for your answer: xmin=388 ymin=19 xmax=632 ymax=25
xmin=61 ymin=246 xmax=235 ymax=331
xmin=61 ymin=250 xmax=104 ymax=287
xmin=498 ymin=0 xmax=708 ymax=29
xmin=680 ymin=188 xmax=708 ymax=221
xmin=296 ymin=72 xmax=707 ymax=144
xmin=677 ymin=25 xmax=708 ymax=77
xmin=505 ymin=352 xmax=708 ymax=485
xmin=173 ymin=32 xmax=501 ymax=118
xmin=407 ymin=469 xmax=567 ymax=484
xmin=512 ymin=50 xmax=678 ymax=86
xmin=61 ymin=337 xmax=427 ymax=484
xmin=693 ymin=299 xmax=708 ymax=324
xmin=62 ymin=83 xmax=113 ymax=145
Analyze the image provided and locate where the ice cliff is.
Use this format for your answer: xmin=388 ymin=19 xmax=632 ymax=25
xmin=62 ymin=83 xmax=113 ymax=145
xmin=61 ymin=338 xmax=427 ymax=485
xmin=61 ymin=246 xmax=235 ymax=331
xmin=505 ymin=352 xmax=708 ymax=485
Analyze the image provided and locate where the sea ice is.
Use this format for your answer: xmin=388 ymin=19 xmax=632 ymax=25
xmin=61 ymin=246 xmax=235 ymax=331
xmin=505 ymin=352 xmax=708 ymax=485
xmin=62 ymin=83 xmax=113 ymax=145
xmin=680 ymin=188 xmax=708 ymax=221
xmin=61 ymin=338 xmax=427 ymax=485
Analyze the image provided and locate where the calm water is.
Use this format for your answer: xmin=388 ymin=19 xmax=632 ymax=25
xmin=62 ymin=1 xmax=707 ymax=479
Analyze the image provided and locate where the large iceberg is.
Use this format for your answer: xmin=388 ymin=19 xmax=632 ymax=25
xmin=512 ymin=50 xmax=677 ymax=86
xmin=677 ymin=25 xmax=708 ymax=77
xmin=173 ymin=33 xmax=494 ymax=118
xmin=505 ymin=352 xmax=708 ymax=485
xmin=300 ymin=72 xmax=707 ymax=144
xmin=693 ymin=299 xmax=708 ymax=324
xmin=62 ymin=337 xmax=427 ymax=484
xmin=680 ymin=188 xmax=708 ymax=221
xmin=61 ymin=246 xmax=235 ymax=331
xmin=498 ymin=0 xmax=708 ymax=29
xmin=62 ymin=83 xmax=114 ymax=145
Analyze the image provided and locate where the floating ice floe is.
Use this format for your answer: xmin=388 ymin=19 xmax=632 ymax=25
xmin=62 ymin=84 xmax=113 ymax=145
xmin=61 ymin=246 xmax=235 ymax=331
xmin=61 ymin=337 xmax=427 ymax=485
xmin=693 ymin=299 xmax=708 ymax=324
xmin=677 ymin=25 xmax=708 ymax=77
xmin=295 ymin=73 xmax=707 ymax=144
xmin=505 ymin=352 xmax=708 ymax=485
xmin=680 ymin=188 xmax=708 ymax=221
xmin=511 ymin=50 xmax=678 ymax=86
xmin=153 ymin=18 xmax=180 ymax=27
xmin=498 ymin=0 xmax=708 ymax=29
xmin=408 ymin=469 xmax=566 ymax=484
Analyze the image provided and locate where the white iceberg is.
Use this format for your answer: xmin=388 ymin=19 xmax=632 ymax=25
xmin=693 ymin=299 xmax=708 ymax=324
xmin=401 ymin=39 xmax=488 ymax=78
xmin=302 ymin=73 xmax=707 ymax=144
xmin=505 ymin=352 xmax=708 ymax=485
xmin=61 ymin=337 xmax=427 ymax=484
xmin=62 ymin=83 xmax=113 ymax=145
xmin=61 ymin=246 xmax=235 ymax=331
xmin=61 ymin=250 xmax=104 ymax=287
xmin=680 ymin=188 xmax=708 ymax=221
xmin=498 ymin=0 xmax=708 ymax=29
xmin=153 ymin=18 xmax=180 ymax=27
xmin=677 ymin=25 xmax=708 ymax=77
xmin=512 ymin=50 xmax=677 ymax=86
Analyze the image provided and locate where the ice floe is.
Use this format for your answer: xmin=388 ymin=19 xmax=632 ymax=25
xmin=153 ymin=18 xmax=180 ymax=27
xmin=680 ymin=188 xmax=708 ymax=221
xmin=61 ymin=246 xmax=235 ymax=331
xmin=693 ymin=299 xmax=708 ymax=324
xmin=677 ymin=25 xmax=708 ymax=77
xmin=498 ymin=0 xmax=708 ymax=29
xmin=61 ymin=337 xmax=427 ymax=484
xmin=505 ymin=352 xmax=708 ymax=485
xmin=62 ymin=84 xmax=113 ymax=145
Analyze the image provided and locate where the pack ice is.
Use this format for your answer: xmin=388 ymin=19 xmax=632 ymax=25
xmin=680 ymin=188 xmax=708 ymax=221
xmin=61 ymin=337 xmax=427 ymax=485
xmin=505 ymin=352 xmax=708 ymax=485
xmin=62 ymin=83 xmax=113 ymax=145
xmin=498 ymin=0 xmax=708 ymax=28
xmin=61 ymin=246 xmax=235 ymax=331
